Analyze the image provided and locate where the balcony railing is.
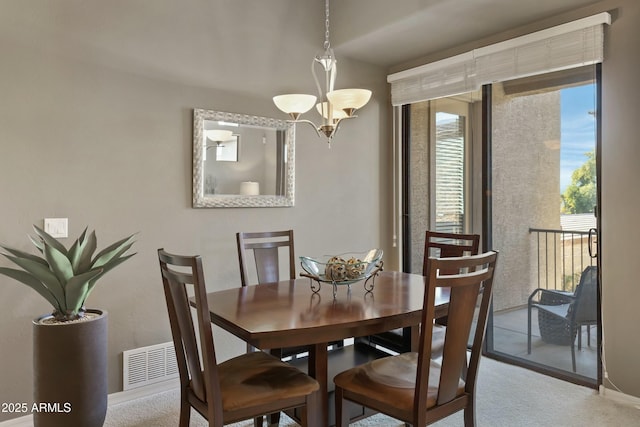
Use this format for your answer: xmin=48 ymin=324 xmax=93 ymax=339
xmin=529 ymin=227 xmax=596 ymax=293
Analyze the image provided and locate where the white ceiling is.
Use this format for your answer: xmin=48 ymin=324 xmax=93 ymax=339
xmin=0 ymin=0 xmax=604 ymax=92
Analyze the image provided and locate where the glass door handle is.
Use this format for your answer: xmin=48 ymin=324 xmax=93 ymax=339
xmin=588 ymin=227 xmax=598 ymax=259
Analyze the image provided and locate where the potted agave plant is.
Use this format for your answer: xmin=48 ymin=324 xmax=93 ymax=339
xmin=0 ymin=225 xmax=135 ymax=427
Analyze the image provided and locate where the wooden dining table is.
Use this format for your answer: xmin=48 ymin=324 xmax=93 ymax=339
xmin=205 ymin=270 xmax=450 ymax=426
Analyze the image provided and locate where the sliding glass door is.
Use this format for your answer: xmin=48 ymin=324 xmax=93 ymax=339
xmin=400 ymin=66 xmax=601 ymax=387
xmin=485 ymin=66 xmax=600 ymax=386
xmin=402 ymin=97 xmax=476 ymax=274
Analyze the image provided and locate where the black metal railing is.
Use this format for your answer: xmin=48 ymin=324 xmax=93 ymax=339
xmin=529 ymin=228 xmax=596 ymax=292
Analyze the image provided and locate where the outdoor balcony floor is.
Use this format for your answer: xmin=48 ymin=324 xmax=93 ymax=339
xmin=490 ymin=306 xmax=598 ymax=380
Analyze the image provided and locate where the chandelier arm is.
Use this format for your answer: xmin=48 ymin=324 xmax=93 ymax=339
xmin=331 ymin=118 xmax=345 ymax=137
xmin=293 ymin=119 xmax=323 ymax=138
xmin=330 ymin=115 xmax=356 ymax=138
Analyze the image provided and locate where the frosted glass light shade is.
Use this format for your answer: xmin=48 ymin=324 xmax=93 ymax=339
xmin=316 ymin=102 xmax=348 ymax=120
xmin=206 ymin=129 xmax=233 ymax=142
xmin=273 ymin=94 xmax=317 ymax=114
xmin=327 ymin=89 xmax=372 ymax=112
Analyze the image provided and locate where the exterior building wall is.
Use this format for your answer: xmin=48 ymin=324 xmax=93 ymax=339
xmin=408 ymin=101 xmax=431 ymax=274
xmin=491 ymin=84 xmax=562 ymax=311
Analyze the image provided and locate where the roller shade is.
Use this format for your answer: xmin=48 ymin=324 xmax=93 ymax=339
xmin=388 ymin=12 xmax=610 ymax=106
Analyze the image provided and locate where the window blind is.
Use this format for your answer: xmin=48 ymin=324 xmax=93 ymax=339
xmin=435 ymin=114 xmax=465 ymax=234
xmin=388 ymin=12 xmax=610 ymax=106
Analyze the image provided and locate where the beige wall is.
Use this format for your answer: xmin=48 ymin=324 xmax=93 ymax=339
xmin=0 ymin=3 xmax=391 ymax=421
xmin=598 ymin=0 xmax=640 ymax=395
xmin=1 ymin=0 xmax=639 ymax=421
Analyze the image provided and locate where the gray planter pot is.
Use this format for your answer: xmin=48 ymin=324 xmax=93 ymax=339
xmin=33 ymin=309 xmax=108 ymax=427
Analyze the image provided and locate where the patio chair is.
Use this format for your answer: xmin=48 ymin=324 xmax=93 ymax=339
xmin=365 ymin=231 xmax=480 ymax=355
xmin=157 ymin=249 xmax=320 ymax=427
xmin=334 ymin=251 xmax=498 ymax=427
xmin=527 ymin=265 xmax=598 ymax=372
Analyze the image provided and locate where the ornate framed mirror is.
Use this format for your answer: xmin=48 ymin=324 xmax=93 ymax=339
xmin=192 ymin=108 xmax=295 ymax=208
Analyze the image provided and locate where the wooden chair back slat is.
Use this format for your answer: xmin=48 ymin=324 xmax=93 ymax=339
xmin=237 ymin=230 xmax=295 ymax=287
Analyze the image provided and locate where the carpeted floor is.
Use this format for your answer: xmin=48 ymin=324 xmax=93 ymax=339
xmin=103 ymin=357 xmax=640 ymax=426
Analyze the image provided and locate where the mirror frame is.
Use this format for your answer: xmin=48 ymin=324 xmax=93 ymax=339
xmin=192 ymin=108 xmax=295 ymax=208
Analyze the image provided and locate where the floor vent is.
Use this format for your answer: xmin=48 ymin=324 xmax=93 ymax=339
xmin=123 ymin=342 xmax=178 ymax=390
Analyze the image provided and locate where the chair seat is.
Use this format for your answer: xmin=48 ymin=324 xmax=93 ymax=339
xmin=533 ymin=302 xmax=571 ymax=319
xmin=334 ymin=352 xmax=465 ymax=414
xmin=218 ymin=351 xmax=319 ymax=412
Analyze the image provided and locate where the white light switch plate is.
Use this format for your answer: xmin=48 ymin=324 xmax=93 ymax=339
xmin=44 ymin=218 xmax=68 ymax=238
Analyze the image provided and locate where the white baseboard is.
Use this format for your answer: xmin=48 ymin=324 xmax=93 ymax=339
xmin=0 ymin=379 xmax=180 ymax=427
xmin=599 ymin=385 xmax=640 ymax=409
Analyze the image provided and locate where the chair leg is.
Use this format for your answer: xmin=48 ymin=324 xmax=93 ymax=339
xmin=571 ymin=326 xmax=577 ymax=372
xmin=578 ymin=325 xmax=582 ymax=349
xmin=464 ymin=398 xmax=477 ymax=427
xmin=178 ymin=398 xmax=191 ymax=427
xmin=267 ymin=412 xmax=280 ymax=426
xmin=527 ymin=305 xmax=533 ymax=354
xmin=335 ymin=386 xmax=349 ymax=427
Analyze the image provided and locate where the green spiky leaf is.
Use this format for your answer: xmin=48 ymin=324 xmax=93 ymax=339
xmin=69 ymin=229 xmax=97 ymax=274
xmin=64 ymin=268 xmax=104 ymax=314
xmin=2 ymin=254 xmax=65 ymax=304
xmin=0 ymin=267 xmax=62 ymax=311
xmin=67 ymin=227 xmax=87 ymax=270
xmin=0 ymin=225 xmax=136 ymax=319
xmin=28 ymin=234 xmax=44 ymax=254
xmin=87 ymin=253 xmax=136 ymax=293
xmin=0 ymin=246 xmax=48 ymax=266
xmin=91 ymin=234 xmax=136 ymax=269
xmin=32 ymin=225 xmax=68 ymax=256
xmin=43 ymin=243 xmax=75 ymax=286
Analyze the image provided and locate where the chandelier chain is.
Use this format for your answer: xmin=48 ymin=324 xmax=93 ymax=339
xmin=324 ymin=0 xmax=331 ymax=50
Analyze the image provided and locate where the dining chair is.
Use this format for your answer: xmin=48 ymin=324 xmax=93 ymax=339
xmin=236 ymin=229 xmax=343 ymax=352
xmin=527 ymin=265 xmax=598 ymax=372
xmin=367 ymin=231 xmax=480 ymax=355
xmin=423 ymin=231 xmax=481 ymax=357
xmin=157 ymin=249 xmax=320 ymax=427
xmin=422 ymin=231 xmax=480 ymax=275
xmin=334 ymin=251 xmax=498 ymax=427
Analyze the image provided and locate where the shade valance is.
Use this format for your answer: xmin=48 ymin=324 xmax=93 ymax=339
xmin=388 ymin=12 xmax=611 ymax=105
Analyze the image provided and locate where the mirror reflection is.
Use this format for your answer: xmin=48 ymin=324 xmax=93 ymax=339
xmin=193 ymin=109 xmax=295 ymax=208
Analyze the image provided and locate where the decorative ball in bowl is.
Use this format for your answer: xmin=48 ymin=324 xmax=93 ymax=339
xmin=300 ymin=249 xmax=383 ymax=285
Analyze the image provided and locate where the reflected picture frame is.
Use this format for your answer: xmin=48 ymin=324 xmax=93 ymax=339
xmin=215 ymin=135 xmax=239 ymax=162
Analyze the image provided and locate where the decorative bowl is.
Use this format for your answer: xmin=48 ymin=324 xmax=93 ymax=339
xmin=300 ymin=249 xmax=383 ymax=285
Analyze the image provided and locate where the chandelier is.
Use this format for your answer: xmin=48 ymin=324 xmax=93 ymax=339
xmin=272 ymin=0 xmax=371 ymax=145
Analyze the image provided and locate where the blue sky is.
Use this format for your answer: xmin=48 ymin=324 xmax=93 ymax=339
xmin=560 ymin=84 xmax=597 ymax=192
